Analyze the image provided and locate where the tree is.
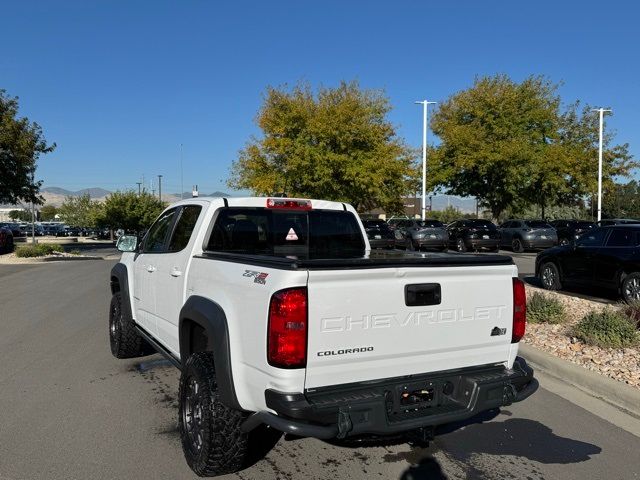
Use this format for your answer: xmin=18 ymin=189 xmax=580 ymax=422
xmin=58 ymin=194 xmax=101 ymax=226
xmin=601 ymin=181 xmax=640 ymax=219
xmin=228 ymin=81 xmax=418 ymax=213
xmin=97 ymin=191 xmax=165 ymax=232
xmin=0 ymin=90 xmax=55 ymax=204
xmin=428 ymin=75 xmax=635 ymax=219
xmin=9 ymin=209 xmax=31 ymax=221
xmin=39 ymin=204 xmax=58 ymax=221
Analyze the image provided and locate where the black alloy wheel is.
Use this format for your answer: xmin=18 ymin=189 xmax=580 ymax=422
xmin=621 ymin=273 xmax=640 ymax=303
xmin=512 ymin=238 xmax=524 ymax=253
xmin=540 ymin=262 xmax=562 ymax=291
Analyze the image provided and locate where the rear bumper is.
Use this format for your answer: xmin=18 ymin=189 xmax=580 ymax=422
xmin=414 ymin=237 xmax=448 ymax=249
xmin=522 ymin=239 xmax=557 ymax=249
xmin=242 ymin=357 xmax=538 ymax=439
xmin=467 ymin=238 xmax=500 ymax=250
xmin=368 ymin=238 xmax=396 ymax=249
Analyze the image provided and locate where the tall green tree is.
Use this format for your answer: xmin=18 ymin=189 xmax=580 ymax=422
xmin=429 ymin=75 xmax=635 ymax=219
xmin=601 ymin=181 xmax=640 ymax=219
xmin=97 ymin=191 xmax=166 ymax=232
xmin=39 ymin=204 xmax=58 ymax=221
xmin=58 ymin=194 xmax=101 ymax=227
xmin=228 ymin=81 xmax=418 ymax=213
xmin=0 ymin=90 xmax=55 ymax=204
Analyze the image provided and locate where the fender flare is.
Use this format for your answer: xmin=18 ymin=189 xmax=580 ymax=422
xmin=110 ymin=263 xmax=133 ymax=320
xmin=179 ymin=296 xmax=242 ymax=410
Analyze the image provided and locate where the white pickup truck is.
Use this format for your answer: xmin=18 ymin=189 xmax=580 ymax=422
xmin=109 ymin=196 xmax=537 ymax=476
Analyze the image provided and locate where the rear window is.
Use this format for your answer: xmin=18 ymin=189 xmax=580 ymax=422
xmin=525 ymin=220 xmax=552 ymax=229
xmin=417 ymin=220 xmax=444 ymax=228
xmin=206 ymin=208 xmax=365 ymax=259
xmin=468 ymin=219 xmax=496 ymax=229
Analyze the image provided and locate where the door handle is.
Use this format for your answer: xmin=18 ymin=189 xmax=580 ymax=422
xmin=147 ymin=265 xmax=156 ymax=273
xmin=170 ymin=268 xmax=182 ymax=277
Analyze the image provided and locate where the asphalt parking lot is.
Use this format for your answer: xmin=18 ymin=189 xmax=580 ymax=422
xmin=1 ymin=258 xmax=639 ymax=480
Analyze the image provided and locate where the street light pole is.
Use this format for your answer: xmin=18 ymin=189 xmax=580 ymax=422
xmin=593 ymin=108 xmax=612 ymax=222
xmin=415 ymin=100 xmax=436 ymax=221
xmin=157 ymin=175 xmax=163 ymax=202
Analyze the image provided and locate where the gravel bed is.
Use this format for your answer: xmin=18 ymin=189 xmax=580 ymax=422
xmin=523 ymin=284 xmax=640 ymax=389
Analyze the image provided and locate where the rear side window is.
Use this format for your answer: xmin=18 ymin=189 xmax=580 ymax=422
xmin=168 ymin=205 xmax=202 ymax=252
xmin=206 ymin=208 xmax=365 ymax=259
xmin=605 ymin=229 xmax=637 ymax=247
xmin=577 ymin=228 xmax=608 ymax=247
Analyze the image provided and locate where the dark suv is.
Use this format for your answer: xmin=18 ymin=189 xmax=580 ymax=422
xmin=499 ymin=219 xmax=557 ymax=252
xmin=0 ymin=225 xmax=13 ymax=253
xmin=549 ymin=220 xmax=595 ymax=246
xmin=362 ymin=220 xmax=396 ymax=249
xmin=447 ymin=219 xmax=500 ymax=252
xmin=395 ymin=219 xmax=449 ymax=251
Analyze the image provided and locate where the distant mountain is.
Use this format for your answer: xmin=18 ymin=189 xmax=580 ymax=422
xmin=41 ymin=187 xmax=111 ymax=198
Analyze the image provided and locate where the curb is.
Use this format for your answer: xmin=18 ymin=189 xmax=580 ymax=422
xmin=519 ymin=343 xmax=640 ymax=418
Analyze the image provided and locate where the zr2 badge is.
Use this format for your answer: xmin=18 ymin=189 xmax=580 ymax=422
xmin=243 ymin=270 xmax=269 ymax=285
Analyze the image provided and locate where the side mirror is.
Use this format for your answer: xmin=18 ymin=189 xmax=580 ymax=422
xmin=116 ymin=235 xmax=139 ymax=252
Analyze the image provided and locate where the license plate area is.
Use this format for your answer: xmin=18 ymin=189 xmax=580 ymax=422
xmin=386 ymin=379 xmax=444 ymax=419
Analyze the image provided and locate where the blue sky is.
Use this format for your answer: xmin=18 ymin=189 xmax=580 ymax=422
xmin=2 ymin=1 xmax=638 ymax=195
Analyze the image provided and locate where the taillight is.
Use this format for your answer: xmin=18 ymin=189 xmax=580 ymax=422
xmin=266 ymin=198 xmax=312 ymax=210
xmin=268 ymin=287 xmax=308 ymax=368
xmin=512 ymin=278 xmax=526 ymax=343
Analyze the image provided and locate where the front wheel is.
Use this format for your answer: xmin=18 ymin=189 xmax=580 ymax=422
xmin=406 ymin=238 xmax=415 ymax=251
xmin=559 ymin=238 xmax=570 ymax=246
xmin=456 ymin=238 xmax=467 ymax=252
xmin=621 ymin=273 xmax=640 ymax=303
xmin=109 ymin=292 xmax=153 ymax=359
xmin=179 ymin=352 xmax=251 ymax=476
xmin=539 ymin=262 xmax=562 ymax=291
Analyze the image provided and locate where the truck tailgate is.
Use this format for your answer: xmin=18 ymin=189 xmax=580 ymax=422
xmin=305 ymin=264 xmax=517 ymax=389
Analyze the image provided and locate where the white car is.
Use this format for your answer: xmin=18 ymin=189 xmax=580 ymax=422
xmin=109 ymin=196 xmax=537 ymax=477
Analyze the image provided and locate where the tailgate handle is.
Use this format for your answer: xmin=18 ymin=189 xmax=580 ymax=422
xmin=405 ymin=283 xmax=441 ymax=306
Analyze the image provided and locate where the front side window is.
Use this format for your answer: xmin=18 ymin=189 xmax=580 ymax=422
xmin=143 ymin=209 xmax=177 ymax=253
xmin=168 ymin=205 xmax=202 ymax=252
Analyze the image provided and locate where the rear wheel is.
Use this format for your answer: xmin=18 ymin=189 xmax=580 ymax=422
xmin=559 ymin=238 xmax=570 ymax=246
xmin=512 ymin=238 xmax=525 ymax=253
xmin=539 ymin=262 xmax=562 ymax=291
xmin=621 ymin=273 xmax=640 ymax=303
xmin=456 ymin=238 xmax=467 ymax=252
xmin=109 ymin=292 xmax=153 ymax=359
xmin=179 ymin=352 xmax=252 ymax=476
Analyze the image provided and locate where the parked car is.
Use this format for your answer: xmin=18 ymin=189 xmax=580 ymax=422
xmin=498 ymin=219 xmax=557 ymax=252
xmin=63 ymin=226 xmax=82 ymax=237
xmin=386 ymin=216 xmax=411 ymax=230
xmin=397 ymin=219 xmax=449 ymax=251
xmin=0 ymin=225 xmax=13 ymax=253
xmin=447 ymin=219 xmax=501 ymax=252
xmin=537 ymin=224 xmax=640 ymax=302
xmin=549 ymin=220 xmax=595 ymax=246
xmin=596 ymin=218 xmax=640 ymax=227
xmin=362 ymin=219 xmax=397 ymax=249
xmin=0 ymin=222 xmax=24 ymax=238
xmin=19 ymin=224 xmax=44 ymax=236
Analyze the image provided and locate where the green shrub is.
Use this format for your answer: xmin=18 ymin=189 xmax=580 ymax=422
xmin=69 ymin=249 xmax=81 ymax=255
xmin=15 ymin=243 xmax=63 ymax=258
xmin=574 ymin=309 xmax=640 ymax=348
xmin=526 ymin=292 xmax=565 ymax=324
xmin=620 ymin=301 xmax=640 ymax=330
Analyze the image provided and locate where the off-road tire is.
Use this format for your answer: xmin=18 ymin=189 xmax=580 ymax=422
xmin=512 ymin=238 xmax=525 ymax=253
xmin=621 ymin=272 xmax=640 ymax=303
xmin=109 ymin=292 xmax=153 ymax=359
xmin=178 ymin=352 xmax=251 ymax=476
xmin=539 ymin=262 xmax=562 ymax=291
